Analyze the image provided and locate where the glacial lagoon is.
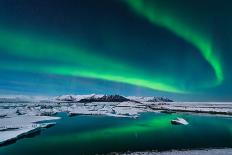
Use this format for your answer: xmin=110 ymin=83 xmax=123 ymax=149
xmin=0 ymin=112 xmax=231 ymax=155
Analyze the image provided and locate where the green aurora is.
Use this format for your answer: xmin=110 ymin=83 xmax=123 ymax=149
xmin=38 ymin=114 xmax=232 ymax=147
xmin=124 ymin=0 xmax=223 ymax=84
xmin=45 ymin=114 xmax=173 ymax=144
xmin=0 ymin=7 xmax=223 ymax=94
xmin=0 ymin=0 xmax=231 ymax=99
xmin=0 ymin=27 xmax=186 ymax=93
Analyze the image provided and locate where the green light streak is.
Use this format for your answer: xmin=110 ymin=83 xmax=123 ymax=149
xmin=46 ymin=114 xmax=173 ymax=144
xmin=0 ymin=28 xmax=187 ymax=93
xmin=124 ymin=0 xmax=223 ymax=84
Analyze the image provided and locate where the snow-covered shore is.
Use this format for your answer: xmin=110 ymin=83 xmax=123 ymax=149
xmin=0 ymin=115 xmax=59 ymax=146
xmin=115 ymin=148 xmax=232 ymax=155
xmin=0 ymin=100 xmax=151 ymax=145
xmin=0 ymin=94 xmax=232 ymax=147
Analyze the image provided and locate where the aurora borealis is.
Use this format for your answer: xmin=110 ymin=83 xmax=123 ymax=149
xmin=0 ymin=0 xmax=232 ymax=100
xmin=125 ymin=0 xmax=223 ymax=84
xmin=0 ymin=26 xmax=187 ymax=94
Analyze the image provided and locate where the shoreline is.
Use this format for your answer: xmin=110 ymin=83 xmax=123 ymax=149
xmin=0 ymin=101 xmax=231 ymax=149
xmin=114 ymin=148 xmax=232 ymax=155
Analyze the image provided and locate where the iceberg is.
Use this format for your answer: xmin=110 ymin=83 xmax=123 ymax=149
xmin=171 ymin=117 xmax=189 ymax=125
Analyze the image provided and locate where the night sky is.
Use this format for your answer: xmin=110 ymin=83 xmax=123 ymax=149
xmin=0 ymin=0 xmax=232 ymax=101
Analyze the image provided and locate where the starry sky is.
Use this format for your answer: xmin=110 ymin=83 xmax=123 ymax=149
xmin=0 ymin=0 xmax=232 ymax=101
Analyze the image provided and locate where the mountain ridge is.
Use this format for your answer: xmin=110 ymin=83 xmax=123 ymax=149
xmin=0 ymin=94 xmax=173 ymax=103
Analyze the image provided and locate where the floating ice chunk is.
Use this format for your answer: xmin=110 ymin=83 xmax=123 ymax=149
xmin=171 ymin=117 xmax=189 ymax=125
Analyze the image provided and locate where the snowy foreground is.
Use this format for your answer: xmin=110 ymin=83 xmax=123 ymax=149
xmin=115 ymin=148 xmax=232 ymax=155
xmin=0 ymin=94 xmax=232 ymax=150
xmin=0 ymin=115 xmax=59 ymax=145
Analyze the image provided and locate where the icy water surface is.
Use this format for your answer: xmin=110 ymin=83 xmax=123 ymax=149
xmin=0 ymin=112 xmax=231 ymax=154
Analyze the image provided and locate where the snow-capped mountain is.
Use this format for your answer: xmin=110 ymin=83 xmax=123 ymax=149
xmin=78 ymin=95 xmax=130 ymax=103
xmin=0 ymin=94 xmax=173 ymax=103
xmin=127 ymin=96 xmax=173 ymax=102
xmin=55 ymin=94 xmax=104 ymax=102
xmin=56 ymin=95 xmax=173 ymax=103
xmin=55 ymin=94 xmax=129 ymax=102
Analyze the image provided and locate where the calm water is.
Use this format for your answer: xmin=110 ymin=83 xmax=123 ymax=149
xmin=0 ymin=112 xmax=232 ymax=155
